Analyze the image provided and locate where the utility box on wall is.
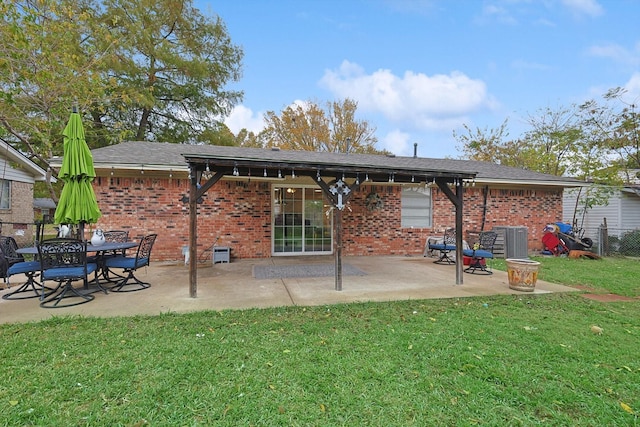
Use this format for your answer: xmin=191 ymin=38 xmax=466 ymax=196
xmin=492 ymin=226 xmax=528 ymax=259
xmin=213 ymin=246 xmax=231 ymax=264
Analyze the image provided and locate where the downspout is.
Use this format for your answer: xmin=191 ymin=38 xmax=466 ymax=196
xmin=480 ymin=185 xmax=489 ymax=232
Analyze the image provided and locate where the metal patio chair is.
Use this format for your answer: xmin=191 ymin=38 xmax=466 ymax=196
xmin=428 ymin=228 xmax=457 ymax=265
xmin=90 ymin=230 xmax=131 ymax=282
xmin=38 ymin=238 xmax=100 ymax=308
xmin=462 ymin=231 xmax=498 ymax=275
xmin=1 ymin=236 xmax=56 ymax=300
xmin=103 ymin=234 xmax=157 ymax=292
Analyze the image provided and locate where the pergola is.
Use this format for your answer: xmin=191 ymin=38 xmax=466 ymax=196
xmin=182 ymin=146 xmax=477 ymax=298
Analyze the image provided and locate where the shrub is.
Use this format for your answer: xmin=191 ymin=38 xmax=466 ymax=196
xmin=619 ymin=229 xmax=640 ymax=256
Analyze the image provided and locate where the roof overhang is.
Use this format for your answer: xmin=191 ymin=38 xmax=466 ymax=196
xmin=182 ymin=148 xmax=477 ymax=184
xmin=1 ymin=140 xmax=52 ymax=182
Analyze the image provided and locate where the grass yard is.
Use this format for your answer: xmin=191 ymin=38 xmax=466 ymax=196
xmin=0 ymin=257 xmax=638 ymax=426
xmin=493 ymin=255 xmax=640 ymax=298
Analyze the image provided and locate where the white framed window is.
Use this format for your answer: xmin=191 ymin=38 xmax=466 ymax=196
xmin=401 ymin=186 xmax=431 ymax=228
xmin=0 ymin=180 xmax=10 ymax=210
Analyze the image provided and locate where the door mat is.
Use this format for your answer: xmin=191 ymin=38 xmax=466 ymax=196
xmin=253 ymin=263 xmax=367 ymax=280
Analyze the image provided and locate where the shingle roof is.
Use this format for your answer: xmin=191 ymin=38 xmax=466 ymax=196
xmin=82 ymin=141 xmax=583 ymax=187
xmin=33 ymin=198 xmax=56 ymax=209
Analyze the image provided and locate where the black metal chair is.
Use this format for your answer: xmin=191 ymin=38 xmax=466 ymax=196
xmin=428 ymin=228 xmax=457 ymax=264
xmin=90 ymin=230 xmax=130 ymax=282
xmin=103 ymin=230 xmax=129 ymax=246
xmin=463 ymin=231 xmax=498 ymax=275
xmin=1 ymin=236 xmax=56 ymax=300
xmin=38 ymin=238 xmax=99 ymax=308
xmin=104 ymin=234 xmax=157 ymax=292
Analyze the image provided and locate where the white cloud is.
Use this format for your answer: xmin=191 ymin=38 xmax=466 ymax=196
xmin=479 ymin=4 xmax=518 ymax=25
xmin=319 ymin=60 xmax=494 ymax=132
xmin=624 ymin=72 xmax=640 ymax=100
xmin=224 ymin=105 xmax=265 ymax=134
xmin=588 ymin=42 xmax=640 ymax=67
xmin=561 ymin=0 xmax=603 ymax=18
xmin=380 ymin=129 xmax=412 ymax=154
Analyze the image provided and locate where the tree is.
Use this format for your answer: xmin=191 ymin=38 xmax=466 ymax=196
xmin=602 ymin=87 xmax=640 ymax=175
xmin=262 ymin=99 xmax=383 ymax=154
xmin=0 ymin=0 xmax=109 ymax=178
xmin=94 ymin=0 xmax=243 ymax=144
xmin=454 ymin=119 xmax=514 ymax=164
xmin=0 ymin=0 xmax=243 ymax=200
xmin=454 ymin=99 xmax=623 ymax=230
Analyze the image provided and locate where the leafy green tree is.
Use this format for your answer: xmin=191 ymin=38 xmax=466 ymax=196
xmin=454 ymin=94 xmax=630 ymax=230
xmin=94 ymin=0 xmax=243 ymax=144
xmin=0 ymin=0 xmax=108 ymax=175
xmin=1 ymin=0 xmax=243 ymax=200
xmin=262 ymin=99 xmax=383 ymax=154
xmin=454 ymin=119 xmax=513 ymax=164
xmin=602 ymin=87 xmax=640 ymax=174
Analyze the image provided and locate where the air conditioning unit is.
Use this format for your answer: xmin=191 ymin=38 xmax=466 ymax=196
xmin=492 ymin=226 xmax=528 ymax=259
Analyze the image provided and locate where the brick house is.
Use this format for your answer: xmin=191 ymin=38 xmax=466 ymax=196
xmin=68 ymin=141 xmax=583 ymax=266
xmin=0 ymin=141 xmax=50 ymax=245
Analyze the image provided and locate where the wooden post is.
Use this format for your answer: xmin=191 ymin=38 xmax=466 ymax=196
xmin=436 ymin=178 xmax=464 ymax=285
xmin=189 ymin=171 xmax=198 ymax=298
xmin=188 ymin=170 xmax=224 ymax=298
xmin=316 ymin=178 xmax=358 ymax=291
xmin=334 ymin=208 xmax=343 ymax=291
xmin=455 ymin=180 xmax=464 ymax=285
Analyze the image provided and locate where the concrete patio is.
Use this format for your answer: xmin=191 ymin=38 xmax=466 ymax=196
xmin=0 ymin=255 xmax=577 ymax=325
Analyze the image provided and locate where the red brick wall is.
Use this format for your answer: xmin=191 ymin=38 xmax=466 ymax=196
xmin=340 ymin=185 xmax=562 ymax=256
xmin=93 ymin=177 xmax=563 ymax=261
xmin=0 ymin=181 xmax=36 ymax=246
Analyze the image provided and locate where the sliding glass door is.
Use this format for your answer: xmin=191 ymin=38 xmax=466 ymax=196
xmin=272 ymin=186 xmax=332 ymax=254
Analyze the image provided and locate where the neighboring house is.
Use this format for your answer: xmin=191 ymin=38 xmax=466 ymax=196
xmin=56 ymin=141 xmax=584 ymax=262
xmin=0 ymin=141 xmax=50 ymax=245
xmin=563 ymin=170 xmax=640 ymax=239
xmin=33 ymin=198 xmax=57 ymax=223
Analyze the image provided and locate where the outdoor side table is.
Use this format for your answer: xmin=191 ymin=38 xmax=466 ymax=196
xmin=213 ymin=246 xmax=230 ymax=264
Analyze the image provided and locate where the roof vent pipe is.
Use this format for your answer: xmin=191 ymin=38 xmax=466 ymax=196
xmin=413 ymin=143 xmax=418 ymax=158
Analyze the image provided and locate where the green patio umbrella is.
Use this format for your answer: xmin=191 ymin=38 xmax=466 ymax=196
xmin=53 ymin=110 xmax=101 ymax=239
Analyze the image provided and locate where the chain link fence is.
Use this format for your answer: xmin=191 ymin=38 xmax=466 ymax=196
xmin=579 ymin=226 xmax=640 ymax=257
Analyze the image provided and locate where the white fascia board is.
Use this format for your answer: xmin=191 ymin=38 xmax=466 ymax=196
xmin=476 ymin=178 xmax=588 ymax=188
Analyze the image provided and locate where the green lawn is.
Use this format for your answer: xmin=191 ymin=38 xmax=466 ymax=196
xmin=493 ymin=255 xmax=640 ymax=298
xmin=1 ymin=257 xmax=638 ymax=426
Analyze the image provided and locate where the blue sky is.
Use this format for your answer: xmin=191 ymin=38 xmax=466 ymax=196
xmin=201 ymin=0 xmax=640 ymax=158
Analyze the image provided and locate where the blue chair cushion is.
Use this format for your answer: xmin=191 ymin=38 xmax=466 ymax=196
xmin=43 ymin=263 xmax=97 ymax=281
xmin=105 ymin=256 xmax=149 ymax=270
xmin=429 ymin=243 xmax=456 ymax=251
xmin=7 ymin=261 xmax=41 ymax=276
xmin=462 ymin=249 xmax=494 ymax=259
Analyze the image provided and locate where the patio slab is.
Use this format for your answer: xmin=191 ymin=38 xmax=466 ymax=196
xmin=0 ymin=255 xmax=577 ymax=325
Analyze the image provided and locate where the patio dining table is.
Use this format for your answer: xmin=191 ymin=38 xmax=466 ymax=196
xmin=16 ymin=241 xmax=138 ymax=296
